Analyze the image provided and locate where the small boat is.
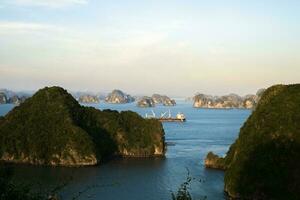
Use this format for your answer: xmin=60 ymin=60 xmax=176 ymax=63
xmin=145 ymin=110 xmax=186 ymax=122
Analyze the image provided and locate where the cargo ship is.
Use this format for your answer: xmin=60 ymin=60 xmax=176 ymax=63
xmin=145 ymin=110 xmax=186 ymax=122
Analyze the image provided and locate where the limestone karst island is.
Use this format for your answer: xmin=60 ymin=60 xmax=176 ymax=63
xmin=1 ymin=1 xmax=299 ymax=200
xmin=0 ymin=87 xmax=165 ymax=166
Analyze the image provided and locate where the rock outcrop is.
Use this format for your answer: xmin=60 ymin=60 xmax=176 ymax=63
xmin=193 ymin=91 xmax=262 ymax=109
xmin=152 ymin=94 xmax=176 ymax=106
xmin=204 ymin=152 xmax=226 ymax=170
xmin=0 ymin=86 xmax=165 ymax=166
xmin=78 ymin=95 xmax=100 ymax=103
xmin=0 ymin=90 xmax=28 ymax=104
xmin=7 ymin=95 xmax=27 ymax=104
xmin=242 ymin=94 xmax=257 ymax=109
xmin=0 ymin=92 xmax=7 ymax=104
xmin=137 ymin=96 xmax=155 ymax=107
xmin=205 ymin=84 xmax=300 ymax=199
xmin=105 ymin=89 xmax=135 ymax=104
xmin=137 ymin=94 xmax=176 ymax=107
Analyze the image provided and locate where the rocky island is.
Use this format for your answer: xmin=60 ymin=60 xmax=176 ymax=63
xmin=105 ymin=89 xmax=135 ymax=104
xmin=204 ymin=84 xmax=300 ymax=199
xmin=0 ymin=86 xmax=165 ymax=166
xmin=193 ymin=89 xmax=265 ymax=109
xmin=137 ymin=94 xmax=176 ymax=107
xmin=0 ymin=92 xmax=7 ymax=104
xmin=137 ymin=96 xmax=155 ymax=107
xmin=0 ymin=89 xmax=29 ymax=104
xmin=78 ymin=94 xmax=100 ymax=103
xmin=152 ymin=94 xmax=176 ymax=106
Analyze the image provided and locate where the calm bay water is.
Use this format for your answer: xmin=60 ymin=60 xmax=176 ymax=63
xmin=0 ymin=100 xmax=250 ymax=200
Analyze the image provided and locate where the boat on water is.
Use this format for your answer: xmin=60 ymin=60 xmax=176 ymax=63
xmin=145 ymin=110 xmax=186 ymax=122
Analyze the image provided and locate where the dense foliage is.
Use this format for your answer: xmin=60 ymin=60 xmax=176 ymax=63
xmin=171 ymin=171 xmax=207 ymax=200
xmin=0 ymin=86 xmax=165 ymax=166
xmin=0 ymin=166 xmax=46 ymax=200
xmin=208 ymin=84 xmax=300 ymax=199
xmin=171 ymin=174 xmax=193 ymax=200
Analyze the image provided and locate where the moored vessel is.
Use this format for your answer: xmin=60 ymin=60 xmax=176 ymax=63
xmin=145 ymin=110 xmax=186 ymax=122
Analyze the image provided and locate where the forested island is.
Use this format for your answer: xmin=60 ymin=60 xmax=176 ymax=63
xmin=0 ymin=86 xmax=165 ymax=166
xmin=205 ymin=84 xmax=300 ymax=199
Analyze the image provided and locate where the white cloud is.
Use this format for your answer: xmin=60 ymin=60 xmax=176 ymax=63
xmin=5 ymin=0 xmax=88 ymax=8
xmin=0 ymin=21 xmax=64 ymax=34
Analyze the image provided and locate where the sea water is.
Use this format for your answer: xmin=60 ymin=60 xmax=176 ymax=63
xmin=0 ymin=100 xmax=250 ymax=200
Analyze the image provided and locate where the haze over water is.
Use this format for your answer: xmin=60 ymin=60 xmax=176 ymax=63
xmin=0 ymin=100 xmax=250 ymax=200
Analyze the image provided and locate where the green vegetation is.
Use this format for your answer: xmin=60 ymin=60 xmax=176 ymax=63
xmin=0 ymin=86 xmax=165 ymax=166
xmin=171 ymin=174 xmax=193 ymax=200
xmin=0 ymin=166 xmax=45 ymax=200
xmin=205 ymin=84 xmax=300 ymax=199
xmin=171 ymin=170 xmax=207 ymax=200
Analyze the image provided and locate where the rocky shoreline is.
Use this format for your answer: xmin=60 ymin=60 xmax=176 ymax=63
xmin=204 ymin=84 xmax=300 ymax=199
xmin=0 ymin=87 xmax=165 ymax=166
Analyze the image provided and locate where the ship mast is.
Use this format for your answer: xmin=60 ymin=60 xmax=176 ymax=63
xmin=151 ymin=109 xmax=156 ymax=118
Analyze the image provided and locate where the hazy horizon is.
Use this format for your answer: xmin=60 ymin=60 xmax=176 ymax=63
xmin=1 ymin=0 xmax=299 ymax=96
xmin=0 ymin=84 xmax=270 ymax=98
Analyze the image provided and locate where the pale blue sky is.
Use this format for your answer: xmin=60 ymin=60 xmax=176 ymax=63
xmin=0 ymin=0 xmax=299 ymax=96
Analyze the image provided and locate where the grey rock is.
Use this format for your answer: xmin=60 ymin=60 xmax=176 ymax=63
xmin=137 ymin=96 xmax=155 ymax=107
xmin=0 ymin=90 xmax=28 ymax=104
xmin=151 ymin=94 xmax=176 ymax=106
xmin=105 ymin=90 xmax=135 ymax=104
xmin=78 ymin=95 xmax=100 ymax=103
xmin=0 ymin=92 xmax=7 ymax=104
xmin=193 ymin=89 xmax=265 ymax=109
xmin=8 ymin=95 xmax=22 ymax=104
xmin=242 ymin=94 xmax=258 ymax=109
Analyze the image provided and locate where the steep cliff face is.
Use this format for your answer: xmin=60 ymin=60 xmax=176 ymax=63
xmin=151 ymin=94 xmax=176 ymax=106
xmin=137 ymin=96 xmax=155 ymax=107
xmin=105 ymin=89 xmax=135 ymax=104
xmin=78 ymin=95 xmax=100 ymax=103
xmin=0 ymin=87 xmax=165 ymax=166
xmin=242 ymin=94 xmax=257 ymax=109
xmin=7 ymin=95 xmax=27 ymax=104
xmin=0 ymin=93 xmax=7 ymax=104
xmin=0 ymin=91 xmax=27 ymax=104
xmin=204 ymin=152 xmax=226 ymax=170
xmin=193 ymin=92 xmax=260 ymax=109
xmin=205 ymin=84 xmax=300 ymax=199
xmin=137 ymin=94 xmax=176 ymax=107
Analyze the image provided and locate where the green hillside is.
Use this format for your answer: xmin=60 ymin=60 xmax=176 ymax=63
xmin=205 ymin=84 xmax=300 ymax=199
xmin=0 ymin=86 xmax=165 ymax=166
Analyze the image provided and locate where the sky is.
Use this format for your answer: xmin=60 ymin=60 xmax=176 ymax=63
xmin=0 ymin=0 xmax=299 ymax=96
